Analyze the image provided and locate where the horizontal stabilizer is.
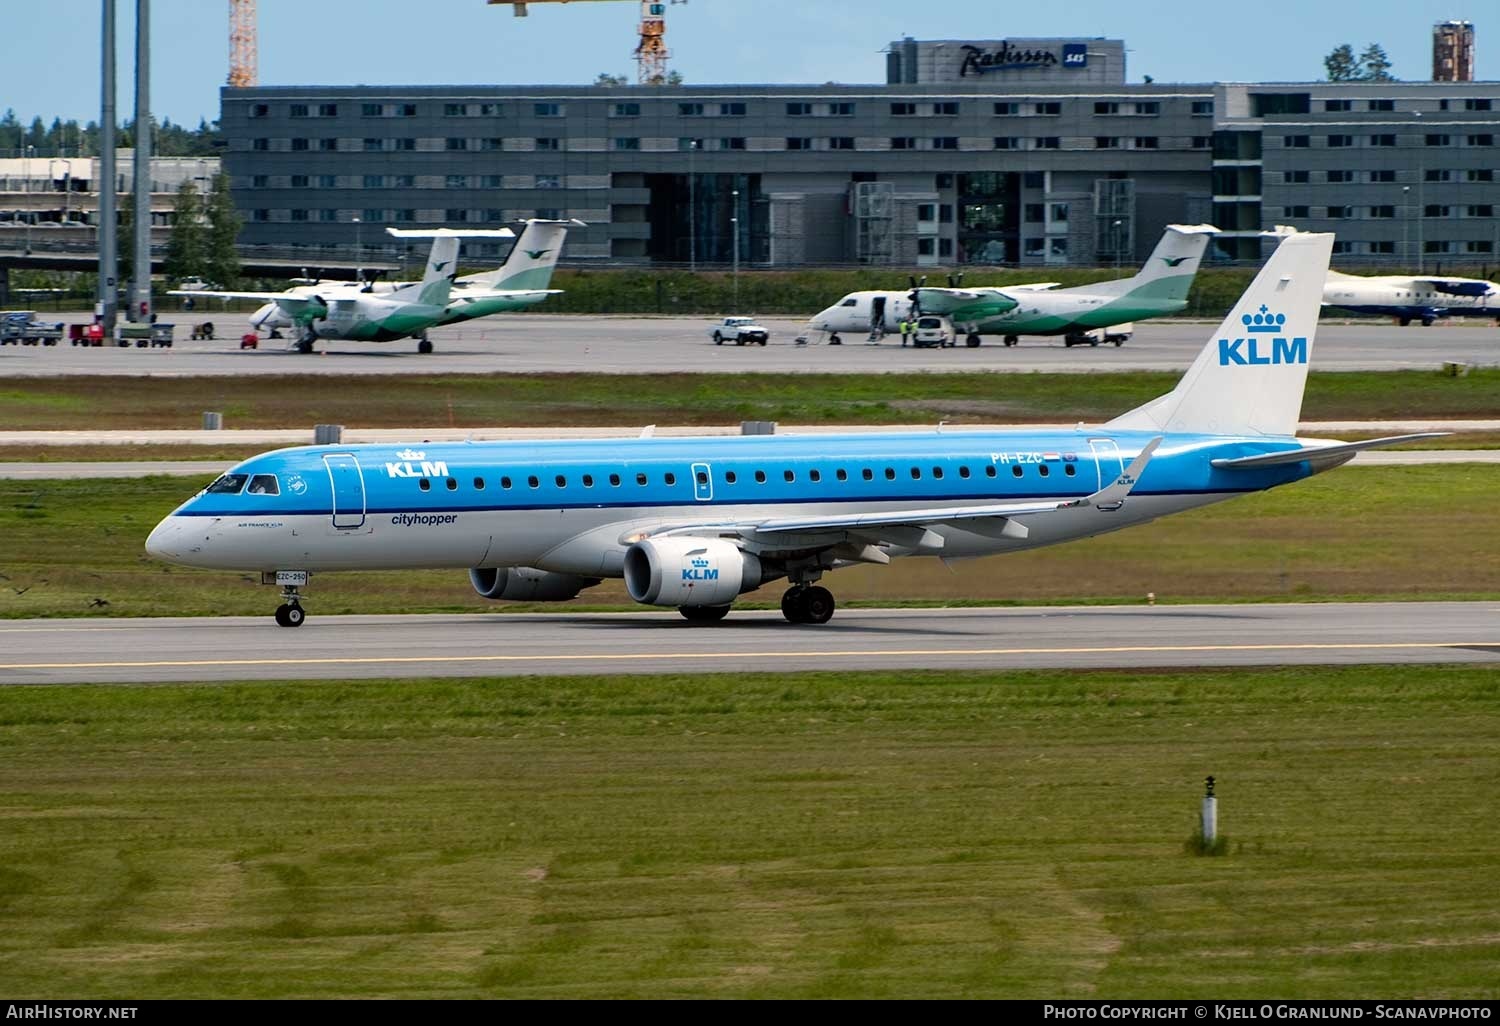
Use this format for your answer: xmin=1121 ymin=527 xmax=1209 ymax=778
xmin=1210 ymin=433 xmax=1449 ymax=470
xmin=384 ymin=228 xmax=516 ymax=239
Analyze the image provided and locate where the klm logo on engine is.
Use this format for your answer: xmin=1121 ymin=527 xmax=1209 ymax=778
xmin=1218 ymin=305 xmax=1308 ymax=367
xmin=682 ymin=555 xmax=719 ymax=582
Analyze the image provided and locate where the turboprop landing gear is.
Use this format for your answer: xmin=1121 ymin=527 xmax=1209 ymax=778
xmin=829 ymin=333 xmax=842 ymax=345
xmin=417 ymin=333 xmax=434 ymax=354
xmin=780 ymin=584 xmax=835 ymax=625
xmin=293 ymin=331 xmax=316 ymax=354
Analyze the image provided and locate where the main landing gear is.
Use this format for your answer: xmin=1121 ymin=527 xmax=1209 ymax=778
xmin=417 ymin=332 xmax=434 ymax=354
xmin=781 ymin=584 xmax=835 ymax=624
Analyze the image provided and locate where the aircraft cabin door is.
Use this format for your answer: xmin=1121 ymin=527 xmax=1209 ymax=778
xmin=691 ymin=462 xmax=713 ymax=502
xmin=323 ymin=454 xmax=366 ymax=529
xmin=1088 ymin=438 xmax=1123 ymax=492
xmin=870 ymin=295 xmax=886 ymax=334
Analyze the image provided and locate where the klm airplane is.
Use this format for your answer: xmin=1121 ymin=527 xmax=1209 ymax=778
xmin=146 ymin=231 xmax=1433 ymax=628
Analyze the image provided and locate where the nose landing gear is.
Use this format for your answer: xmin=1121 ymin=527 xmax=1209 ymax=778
xmin=274 ymin=601 xmax=305 ymax=627
xmin=266 ymin=576 xmax=309 ymax=627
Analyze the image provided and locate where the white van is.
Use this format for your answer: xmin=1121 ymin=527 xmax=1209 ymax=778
xmin=912 ymin=315 xmax=952 ymax=348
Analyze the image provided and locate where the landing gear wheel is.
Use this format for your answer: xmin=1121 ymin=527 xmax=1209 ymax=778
xmin=274 ymin=602 xmax=305 ymax=628
xmin=801 ymin=586 xmax=835 ymax=625
xmin=1004 ymin=335 xmax=1019 ymax=347
xmin=294 ymin=336 xmax=315 ymax=354
xmin=680 ymin=604 xmax=730 ymax=623
xmin=781 ymin=587 xmax=807 ymax=623
xmin=417 ymin=336 xmax=434 ymax=354
xmin=829 ymin=334 xmax=841 ymax=345
xmin=966 ymin=333 xmax=981 ymax=348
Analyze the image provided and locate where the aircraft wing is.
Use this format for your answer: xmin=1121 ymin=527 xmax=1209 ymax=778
xmin=651 ymin=439 xmax=1160 ymax=551
xmin=911 ymin=287 xmax=1018 ymax=317
xmin=1002 ymin=282 xmax=1063 ymax=292
xmin=448 ymin=288 xmax=564 ymax=304
xmin=1210 ymin=433 xmax=1448 ymax=471
xmin=1417 ymin=278 xmax=1495 ymax=298
xmin=167 ymin=289 xmax=309 ymax=302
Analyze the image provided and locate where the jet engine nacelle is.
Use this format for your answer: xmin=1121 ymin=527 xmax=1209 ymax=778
xmin=469 ymin=566 xmax=600 ymax=602
xmin=623 ymin=537 xmax=764 ymax=608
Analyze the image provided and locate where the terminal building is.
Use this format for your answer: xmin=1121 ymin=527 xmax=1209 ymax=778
xmin=220 ymin=35 xmax=1500 ymax=268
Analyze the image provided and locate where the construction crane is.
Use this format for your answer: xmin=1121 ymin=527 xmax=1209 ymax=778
xmin=228 ymin=0 xmax=257 ymax=87
xmin=488 ymin=0 xmax=685 ymax=86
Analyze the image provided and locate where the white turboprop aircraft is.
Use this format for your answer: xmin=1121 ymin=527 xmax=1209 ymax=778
xmin=174 ymin=228 xmax=515 ymax=354
xmin=245 ymin=219 xmax=581 ymax=343
xmin=1323 ymin=269 xmax=1499 ymax=326
xmin=806 ymin=224 xmax=1219 ymax=347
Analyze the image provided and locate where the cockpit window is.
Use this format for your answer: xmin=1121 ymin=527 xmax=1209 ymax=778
xmin=840 ymin=298 xmax=857 ymax=307
xmin=247 ymin=474 xmax=280 ymax=495
xmin=206 ymin=474 xmax=248 ymax=494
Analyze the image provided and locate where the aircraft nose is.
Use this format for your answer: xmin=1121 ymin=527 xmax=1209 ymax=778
xmin=145 ymin=516 xmax=182 ymax=562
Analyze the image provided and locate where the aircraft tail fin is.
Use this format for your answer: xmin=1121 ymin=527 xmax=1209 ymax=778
xmin=464 ymin=218 xmax=582 ymax=290
xmin=1105 ymin=230 xmax=1334 ymax=438
xmin=384 ymin=228 xmax=515 ymax=307
xmin=1086 ymin=223 xmax=1219 ymax=301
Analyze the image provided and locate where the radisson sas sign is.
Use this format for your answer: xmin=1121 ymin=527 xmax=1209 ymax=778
xmin=959 ymin=42 xmax=1087 ymax=76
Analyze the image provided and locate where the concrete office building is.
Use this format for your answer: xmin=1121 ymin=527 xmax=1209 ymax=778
xmin=220 ymin=35 xmax=1498 ymax=269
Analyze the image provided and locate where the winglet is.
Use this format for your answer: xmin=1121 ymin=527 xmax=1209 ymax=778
xmin=1082 ymin=437 xmax=1161 ymax=511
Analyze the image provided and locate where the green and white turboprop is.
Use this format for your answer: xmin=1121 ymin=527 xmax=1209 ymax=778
xmin=432 ymin=218 xmax=582 ymax=326
xmin=174 ymin=227 xmax=514 ymax=354
xmin=806 ymin=224 xmax=1218 ymax=348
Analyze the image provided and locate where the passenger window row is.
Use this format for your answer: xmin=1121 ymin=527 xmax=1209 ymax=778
xmin=410 ymin=461 xmax=1075 ymax=493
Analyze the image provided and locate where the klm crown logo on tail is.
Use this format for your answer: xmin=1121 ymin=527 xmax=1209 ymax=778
xmin=1218 ymin=305 xmax=1308 ymax=366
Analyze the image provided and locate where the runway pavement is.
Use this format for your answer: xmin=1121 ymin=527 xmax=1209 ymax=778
xmin=1 ymin=316 xmax=1496 ymax=376
xmin=2 ymin=602 xmax=1497 ymax=685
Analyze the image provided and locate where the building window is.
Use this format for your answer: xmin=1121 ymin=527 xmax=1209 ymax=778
xmin=445 ymin=174 xmax=468 ymax=189
xmin=1370 ymin=134 xmax=1396 ymax=147
xmin=535 ymin=208 xmax=561 ymax=219
xmin=1368 ymin=205 xmax=1395 ymax=218
xmin=251 ymin=175 xmax=268 ymax=188
xmin=1095 ymin=137 xmax=1120 ymax=149
xmin=1284 ymin=135 xmax=1309 ymax=148
xmin=891 ymin=102 xmax=916 ymax=116
xmin=786 ymin=137 xmax=812 ymax=150
xmin=1134 ymin=136 xmax=1159 ymax=149
xmin=396 ymin=104 xmax=417 ymax=117
xmin=1284 ymin=205 xmax=1309 ymax=218
xmin=444 ymin=103 xmax=468 ymax=117
xmin=1024 ymin=203 xmax=1045 ymax=222
xmin=1468 ymin=205 xmax=1495 ymax=218
xmin=481 ymin=174 xmax=503 ymax=187
xmin=318 ymin=103 xmax=338 ymax=117
xmin=393 ymin=175 xmax=414 ymax=188
xmin=481 ymin=137 xmax=503 ymax=150
xmin=394 ymin=138 xmax=415 ymax=151
xmin=319 ymin=209 xmax=337 ymax=222
xmin=393 ymin=209 xmax=415 ymax=223
xmin=1424 ymin=205 xmax=1451 ymax=218
xmin=994 ymin=102 xmax=1019 ymax=116
xmin=1465 ymin=240 xmax=1494 ymax=253
xmin=252 ymin=209 xmax=268 ymax=222
xmin=785 ymin=102 xmax=812 ymax=116
xmin=678 ymin=102 xmax=704 ymax=116
xmin=289 ymin=103 xmax=309 ymax=118
xmin=891 ymin=137 xmax=915 ymax=150
xmin=613 ymin=137 xmax=640 ymax=150
xmin=934 ymin=101 xmax=959 ymax=116
xmin=611 ymin=103 xmax=640 ymax=117
xmin=446 ymin=208 xmax=470 ymax=222
xmin=718 ymin=103 xmax=746 ymax=116
xmin=290 ymin=138 xmax=309 ymax=151
xmin=1325 ymin=206 xmax=1349 ymax=219
xmin=1466 ymin=134 xmax=1495 ymax=146
xmin=1324 ymin=99 xmax=1352 ymax=112
xmin=932 ymin=137 xmax=958 ymax=150
xmin=1465 ymin=169 xmax=1494 ymax=182
xmin=1191 ymin=100 xmax=1213 ymax=116
xmin=1032 ymin=102 xmax=1061 ymax=116
xmin=290 ymin=174 xmax=309 ymax=188
xmin=1327 ymin=134 xmax=1353 ymax=148
xmin=446 ymin=138 xmax=468 ymax=151
xmin=830 ymin=102 xmax=854 ymax=116
xmin=363 ymin=138 xmax=382 ymax=152
xmin=1192 ymin=136 xmax=1210 ymax=148
xmin=829 ymin=137 xmax=854 ymax=150
xmin=362 ymin=175 xmax=384 ymax=188
xmin=1368 ymin=169 xmax=1395 ymax=182
xmin=995 ymin=137 xmax=1019 ymax=149
xmin=318 ymin=138 xmax=337 ymax=151
xmin=1051 ymin=203 xmax=1069 ymax=223
xmin=318 ymin=174 xmax=336 ymax=188
xmin=1094 ymin=101 xmax=1120 ymax=115
xmin=1368 ymin=98 xmax=1394 ymax=111
xmin=360 ymin=103 xmax=381 ymax=117
xmin=917 ymin=238 xmax=935 ymax=256
xmin=1426 ymin=134 xmax=1452 ymax=147
xmin=1326 ymin=169 xmax=1351 ymax=183
xmin=290 ymin=209 xmax=308 ymax=222
xmin=536 ymin=174 xmax=561 ymax=189
xmin=1050 ymin=238 xmax=1068 ymax=259
xmin=250 ymin=103 xmax=269 ymax=118
xmin=717 ymin=138 xmax=745 ymax=150
xmin=536 ymin=137 xmax=560 ymax=150
xmin=1286 ymin=170 xmax=1310 ymax=183
xmin=534 ymin=103 xmax=563 ymax=117
xmin=917 ymin=203 xmax=936 ymax=221
xmin=1465 ymin=98 xmax=1494 ymax=111
xmin=1034 ymin=137 xmax=1060 ymax=149
xmin=362 ymin=208 xmax=385 ymax=222
xmin=1134 ymin=101 xmax=1160 ymax=116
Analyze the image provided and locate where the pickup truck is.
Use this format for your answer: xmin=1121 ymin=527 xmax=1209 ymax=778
xmin=0 ymin=311 xmax=64 ymax=346
xmin=1062 ymin=323 xmax=1133 ymax=348
xmin=709 ymin=316 xmax=769 ymax=347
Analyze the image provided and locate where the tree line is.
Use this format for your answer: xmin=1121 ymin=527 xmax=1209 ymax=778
xmin=0 ymin=111 xmax=219 ymax=158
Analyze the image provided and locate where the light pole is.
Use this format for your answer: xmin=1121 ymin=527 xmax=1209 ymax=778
xmin=731 ymin=187 xmax=740 ymax=313
xmin=49 ymin=158 xmax=70 ymax=226
xmin=1112 ymin=218 xmax=1123 ymax=277
xmin=1402 ymin=186 xmax=1411 ymax=268
xmin=687 ymin=138 xmax=697 ymax=272
xmin=23 ymin=145 xmax=34 ymax=253
xmin=1413 ymin=110 xmax=1424 ymax=273
xmin=352 ymin=216 xmax=362 ymax=280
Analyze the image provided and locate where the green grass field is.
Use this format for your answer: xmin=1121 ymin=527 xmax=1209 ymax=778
xmin=2 ymin=369 xmax=1499 ymax=431
xmin=1 ymin=465 xmax=1497 ymax=619
xmin=0 ymin=666 xmax=1495 ymax=998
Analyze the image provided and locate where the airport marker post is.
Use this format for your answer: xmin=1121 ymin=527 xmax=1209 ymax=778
xmin=1202 ymin=775 xmax=1218 ymax=847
